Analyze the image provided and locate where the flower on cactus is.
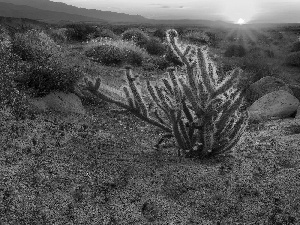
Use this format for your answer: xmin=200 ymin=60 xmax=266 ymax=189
xmin=79 ymin=29 xmax=248 ymax=159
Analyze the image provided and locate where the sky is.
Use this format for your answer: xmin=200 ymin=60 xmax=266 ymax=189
xmin=51 ymin=0 xmax=300 ymax=23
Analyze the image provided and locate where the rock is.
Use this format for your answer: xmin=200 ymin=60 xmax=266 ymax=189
xmin=288 ymin=84 xmax=300 ymax=101
xmin=296 ymin=105 xmax=300 ymax=119
xmin=246 ymin=76 xmax=293 ymax=104
xmin=29 ymin=92 xmax=86 ymax=115
xmin=247 ymin=90 xmax=299 ymax=122
xmin=28 ymin=98 xmax=48 ymax=113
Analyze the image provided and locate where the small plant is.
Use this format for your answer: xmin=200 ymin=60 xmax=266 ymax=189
xmin=144 ymin=37 xmax=166 ymax=56
xmin=20 ymin=55 xmax=83 ymax=97
xmin=290 ymin=41 xmax=300 ymax=52
xmin=0 ymin=27 xmax=30 ymax=119
xmin=10 ymin=29 xmax=82 ymax=97
xmin=65 ymin=23 xmax=96 ymax=42
xmin=182 ymin=30 xmax=210 ymax=46
xmin=95 ymin=28 xmax=118 ymax=40
xmin=224 ymin=44 xmax=247 ymax=57
xmin=153 ymin=28 xmax=166 ymax=41
xmin=285 ymin=52 xmax=300 ymax=67
xmin=12 ymin=29 xmax=61 ymax=61
xmin=85 ymin=38 xmax=150 ymax=67
xmin=121 ymin=28 xmax=149 ymax=47
xmin=79 ymin=29 xmax=248 ymax=159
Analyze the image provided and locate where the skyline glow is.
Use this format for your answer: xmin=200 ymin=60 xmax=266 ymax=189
xmin=51 ymin=0 xmax=300 ymax=23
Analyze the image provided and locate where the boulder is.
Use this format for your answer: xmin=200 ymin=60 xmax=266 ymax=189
xmin=29 ymin=92 xmax=86 ymax=115
xmin=247 ymin=90 xmax=299 ymax=121
xmin=296 ymin=105 xmax=300 ymax=119
xmin=288 ymin=84 xmax=300 ymax=101
xmin=246 ymin=76 xmax=293 ymax=104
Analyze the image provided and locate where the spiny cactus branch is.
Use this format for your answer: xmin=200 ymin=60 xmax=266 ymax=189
xmin=83 ymin=77 xmax=172 ymax=133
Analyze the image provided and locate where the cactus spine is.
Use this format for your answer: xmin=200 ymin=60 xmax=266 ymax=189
xmin=80 ymin=29 xmax=248 ymax=158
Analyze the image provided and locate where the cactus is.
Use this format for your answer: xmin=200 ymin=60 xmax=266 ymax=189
xmin=79 ymin=29 xmax=248 ymax=158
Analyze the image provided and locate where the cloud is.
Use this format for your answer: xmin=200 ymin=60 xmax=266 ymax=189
xmin=148 ymin=3 xmax=188 ymax=9
xmin=149 ymin=4 xmax=171 ymax=8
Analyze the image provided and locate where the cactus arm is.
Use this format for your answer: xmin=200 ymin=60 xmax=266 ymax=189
xmin=154 ymin=109 xmax=167 ymax=125
xmin=211 ymin=68 xmax=242 ymax=99
xmin=125 ymin=68 xmax=148 ymax=117
xmin=84 ymin=78 xmax=172 ymax=133
xmin=182 ymin=98 xmax=193 ymax=123
xmin=171 ymin=114 xmax=187 ymax=150
xmin=178 ymin=119 xmax=192 ymax=149
xmin=196 ymin=48 xmax=215 ymax=95
xmin=167 ymin=68 xmax=181 ymax=101
xmin=211 ymin=112 xmax=248 ymax=156
xmin=162 ymin=78 xmax=175 ymax=96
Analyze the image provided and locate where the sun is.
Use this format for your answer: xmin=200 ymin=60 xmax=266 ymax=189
xmin=237 ymin=18 xmax=245 ymax=25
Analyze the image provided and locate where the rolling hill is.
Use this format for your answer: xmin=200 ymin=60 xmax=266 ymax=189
xmin=0 ymin=2 xmax=107 ymax=23
xmin=0 ymin=0 xmax=148 ymax=23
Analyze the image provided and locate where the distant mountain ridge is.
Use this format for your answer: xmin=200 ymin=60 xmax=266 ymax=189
xmin=0 ymin=2 xmax=107 ymax=23
xmin=0 ymin=0 xmax=233 ymax=26
xmin=0 ymin=0 xmax=148 ymax=23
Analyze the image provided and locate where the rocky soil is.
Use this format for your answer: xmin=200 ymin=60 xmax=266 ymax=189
xmin=1 ymin=101 xmax=300 ymax=224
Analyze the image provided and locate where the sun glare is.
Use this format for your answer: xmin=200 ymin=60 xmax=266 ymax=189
xmin=237 ymin=18 xmax=245 ymax=25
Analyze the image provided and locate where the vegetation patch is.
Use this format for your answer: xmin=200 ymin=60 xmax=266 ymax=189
xmin=85 ymin=38 xmax=150 ymax=67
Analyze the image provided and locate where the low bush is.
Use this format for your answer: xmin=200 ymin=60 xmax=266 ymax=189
xmin=0 ymin=28 xmax=30 ymax=119
xmin=153 ymin=28 xmax=166 ymax=41
xmin=285 ymin=52 xmax=300 ymax=67
xmin=10 ymin=29 xmax=83 ymax=97
xmin=95 ymin=28 xmax=118 ymax=40
xmin=85 ymin=38 xmax=150 ymax=67
xmin=182 ymin=30 xmax=210 ymax=45
xmin=144 ymin=37 xmax=166 ymax=56
xmin=224 ymin=44 xmax=247 ymax=57
xmin=145 ymin=56 xmax=170 ymax=71
xmin=47 ymin=28 xmax=68 ymax=44
xmin=12 ymin=29 xmax=61 ymax=61
xmin=85 ymin=44 xmax=124 ymax=66
xmin=65 ymin=23 xmax=96 ymax=42
xmin=205 ymin=31 xmax=220 ymax=47
xmin=19 ymin=56 xmax=83 ymax=97
xmin=121 ymin=28 xmax=149 ymax=47
xmin=239 ymin=55 xmax=275 ymax=83
xmin=290 ymin=41 xmax=300 ymax=52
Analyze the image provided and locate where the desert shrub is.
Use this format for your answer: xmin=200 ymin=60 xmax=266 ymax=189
xmin=224 ymin=44 xmax=247 ymax=57
xmin=153 ymin=28 xmax=166 ymax=41
xmin=47 ymin=28 xmax=68 ymax=43
xmin=285 ymin=52 xmax=300 ymax=67
xmin=95 ymin=28 xmax=118 ymax=40
xmin=144 ymin=37 xmax=166 ymax=56
xmin=239 ymin=54 xmax=275 ymax=83
xmin=12 ymin=29 xmax=61 ymax=61
xmin=85 ymin=44 xmax=124 ymax=66
xmin=182 ymin=30 xmax=210 ymax=45
xmin=290 ymin=41 xmax=300 ymax=52
xmin=121 ymin=28 xmax=149 ymax=47
xmin=205 ymin=31 xmax=220 ymax=47
xmin=164 ymin=45 xmax=184 ymax=67
xmin=10 ymin=29 xmax=83 ymax=96
xmin=0 ymin=28 xmax=30 ymax=118
xmin=85 ymin=38 xmax=149 ymax=66
xmin=145 ymin=56 xmax=170 ymax=71
xmin=19 ymin=55 xmax=83 ymax=97
xmin=265 ymin=49 xmax=275 ymax=58
xmin=248 ymin=46 xmax=275 ymax=58
xmin=65 ymin=23 xmax=96 ymax=42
